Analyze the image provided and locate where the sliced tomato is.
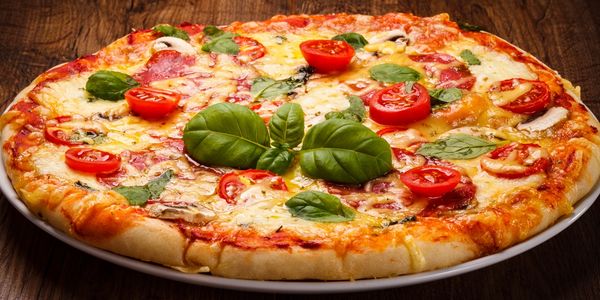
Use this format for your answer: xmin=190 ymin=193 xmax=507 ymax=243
xmin=233 ymin=36 xmax=266 ymax=62
xmin=489 ymin=79 xmax=550 ymax=114
xmin=45 ymin=127 xmax=83 ymax=146
xmin=279 ymin=16 xmax=309 ymax=27
xmin=369 ymin=82 xmax=431 ymax=125
xmin=125 ymin=87 xmax=181 ymax=119
xmin=133 ymin=50 xmax=195 ymax=85
xmin=408 ymin=53 xmax=456 ymax=64
xmin=299 ymin=40 xmax=354 ymax=73
xmin=376 ymin=127 xmax=407 ymax=136
xmin=480 ymin=142 xmax=550 ymax=179
xmin=65 ymin=148 xmax=121 ymax=174
xmin=400 ymin=165 xmax=461 ymax=197
xmin=217 ymin=169 xmax=288 ymax=204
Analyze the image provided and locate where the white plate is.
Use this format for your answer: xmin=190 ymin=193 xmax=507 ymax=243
xmin=1 ymin=160 xmax=598 ymax=294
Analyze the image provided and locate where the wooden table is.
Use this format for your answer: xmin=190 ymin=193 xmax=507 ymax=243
xmin=1 ymin=0 xmax=599 ymax=298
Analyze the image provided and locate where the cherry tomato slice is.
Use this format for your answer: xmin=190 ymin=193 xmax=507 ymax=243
xmin=233 ymin=36 xmax=266 ymax=62
xmin=299 ymin=40 xmax=354 ymax=73
xmin=490 ymin=79 xmax=550 ymax=114
xmin=369 ymin=82 xmax=431 ymax=125
xmin=45 ymin=127 xmax=83 ymax=146
xmin=480 ymin=143 xmax=550 ymax=178
xmin=65 ymin=148 xmax=121 ymax=174
xmin=125 ymin=87 xmax=181 ymax=119
xmin=400 ymin=165 xmax=461 ymax=197
xmin=217 ymin=169 xmax=288 ymax=204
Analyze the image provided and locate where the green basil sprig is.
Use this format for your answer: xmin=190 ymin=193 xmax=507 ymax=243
xmin=332 ymin=32 xmax=368 ymax=49
xmin=183 ymin=103 xmax=270 ymax=169
xmin=458 ymin=22 xmax=483 ymax=32
xmin=152 ymin=24 xmax=190 ymax=41
xmin=269 ymin=103 xmax=305 ymax=148
xmin=429 ymin=87 xmax=463 ymax=109
xmin=85 ymin=70 xmax=139 ymax=100
xmin=460 ymin=49 xmax=481 ymax=66
xmin=251 ymin=66 xmax=313 ymax=100
xmin=369 ymin=63 xmax=421 ymax=83
xmin=325 ymin=96 xmax=366 ymax=122
xmin=299 ymin=119 xmax=392 ymax=184
xmin=256 ymin=148 xmax=295 ymax=175
xmin=416 ymin=134 xmax=496 ymax=160
xmin=113 ymin=170 xmax=173 ymax=206
xmin=201 ymin=25 xmax=239 ymax=54
xmin=285 ymin=191 xmax=355 ymax=223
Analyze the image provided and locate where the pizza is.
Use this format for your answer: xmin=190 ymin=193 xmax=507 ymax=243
xmin=1 ymin=13 xmax=599 ymax=280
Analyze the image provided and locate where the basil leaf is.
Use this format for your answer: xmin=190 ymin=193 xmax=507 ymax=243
xmin=285 ymin=191 xmax=355 ymax=222
xmin=113 ymin=170 xmax=174 ymax=206
xmin=201 ymin=25 xmax=239 ymax=54
xmin=152 ymin=24 xmax=190 ymax=41
xmin=201 ymin=37 xmax=239 ymax=55
xmin=429 ymin=88 xmax=462 ymax=103
xmin=458 ymin=22 xmax=483 ymax=32
xmin=269 ymin=103 xmax=305 ymax=148
xmin=416 ymin=134 xmax=496 ymax=159
xmin=74 ymin=181 xmax=96 ymax=191
xmin=332 ymin=32 xmax=368 ymax=49
xmin=256 ymin=148 xmax=295 ymax=175
xmin=325 ymin=96 xmax=366 ymax=123
xmin=85 ymin=70 xmax=139 ymax=101
xmin=299 ymin=119 xmax=392 ymax=184
xmin=460 ymin=49 xmax=481 ymax=65
xmin=183 ymin=103 xmax=270 ymax=169
xmin=369 ymin=64 xmax=421 ymax=83
xmin=251 ymin=67 xmax=313 ymax=100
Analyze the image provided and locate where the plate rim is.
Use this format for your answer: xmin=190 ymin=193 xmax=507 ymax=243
xmin=1 ymin=161 xmax=599 ymax=294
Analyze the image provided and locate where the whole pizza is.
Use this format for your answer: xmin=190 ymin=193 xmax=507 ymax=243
xmin=1 ymin=13 xmax=599 ymax=280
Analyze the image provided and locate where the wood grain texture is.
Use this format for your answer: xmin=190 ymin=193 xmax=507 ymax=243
xmin=0 ymin=0 xmax=599 ymax=298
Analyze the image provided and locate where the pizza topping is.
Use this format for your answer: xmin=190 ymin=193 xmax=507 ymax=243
xmin=299 ymin=40 xmax=355 ymax=73
xmin=250 ymin=66 xmax=313 ymax=100
xmin=489 ymin=78 xmax=550 ymax=114
xmin=134 ymin=50 xmax=196 ymax=85
xmin=201 ymin=25 xmax=239 ymax=55
xmin=419 ymin=176 xmax=476 ymax=216
xmin=124 ymin=87 xmax=181 ymax=119
xmin=428 ymin=87 xmax=462 ymax=108
xmin=416 ymin=134 xmax=497 ymax=159
xmin=152 ymin=24 xmax=190 ymax=41
xmin=113 ymin=170 xmax=174 ymax=206
xmin=146 ymin=203 xmax=216 ymax=224
xmin=480 ymin=143 xmax=550 ymax=178
xmin=377 ymin=128 xmax=427 ymax=149
xmin=369 ymin=63 xmax=421 ymax=83
xmin=392 ymin=148 xmax=427 ymax=171
xmin=267 ymin=103 xmax=305 ymax=148
xmin=369 ymin=82 xmax=431 ymax=125
xmin=152 ymin=36 xmax=196 ymax=55
xmin=218 ymin=169 xmax=287 ymax=204
xmin=45 ymin=127 xmax=83 ymax=146
xmin=324 ymin=96 xmax=366 ymax=122
xmin=299 ymin=119 xmax=392 ymax=184
xmin=408 ymin=53 xmax=476 ymax=90
xmin=459 ymin=49 xmax=481 ymax=65
xmin=367 ymin=29 xmax=408 ymax=44
xmin=400 ymin=165 xmax=461 ymax=197
xmin=408 ymin=53 xmax=456 ymax=64
xmin=45 ymin=126 xmax=105 ymax=146
xmin=331 ymin=32 xmax=369 ymax=49
xmin=233 ymin=36 xmax=266 ymax=62
xmin=285 ymin=191 xmax=355 ymax=223
xmin=85 ymin=70 xmax=140 ymax=101
xmin=65 ymin=147 xmax=121 ymax=174
xmin=516 ymin=106 xmax=569 ymax=131
xmin=256 ymin=148 xmax=295 ymax=175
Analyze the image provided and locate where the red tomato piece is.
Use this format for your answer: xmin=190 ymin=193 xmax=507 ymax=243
xmin=44 ymin=127 xmax=82 ymax=146
xmin=408 ymin=53 xmax=456 ymax=64
xmin=217 ymin=169 xmax=288 ymax=204
xmin=490 ymin=79 xmax=550 ymax=114
xmin=133 ymin=50 xmax=196 ymax=85
xmin=376 ymin=127 xmax=407 ymax=137
xmin=400 ymin=165 xmax=461 ymax=197
xmin=233 ymin=36 xmax=266 ymax=62
xmin=299 ymin=40 xmax=354 ymax=73
xmin=369 ymin=82 xmax=431 ymax=125
xmin=279 ymin=16 xmax=309 ymax=28
xmin=125 ymin=87 xmax=181 ymax=119
xmin=480 ymin=143 xmax=550 ymax=178
xmin=65 ymin=148 xmax=121 ymax=174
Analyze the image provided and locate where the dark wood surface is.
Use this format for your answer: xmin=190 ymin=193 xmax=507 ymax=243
xmin=1 ymin=0 xmax=599 ymax=298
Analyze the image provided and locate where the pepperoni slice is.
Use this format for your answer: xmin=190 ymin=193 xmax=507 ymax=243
xmin=133 ymin=50 xmax=196 ymax=85
xmin=408 ymin=53 xmax=456 ymax=64
xmin=437 ymin=66 xmax=476 ymax=90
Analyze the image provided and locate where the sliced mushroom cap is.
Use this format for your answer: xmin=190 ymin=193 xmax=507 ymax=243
xmin=153 ymin=36 xmax=196 ymax=55
xmin=146 ymin=203 xmax=216 ymax=224
xmin=517 ymin=107 xmax=569 ymax=132
xmin=368 ymin=29 xmax=407 ymax=44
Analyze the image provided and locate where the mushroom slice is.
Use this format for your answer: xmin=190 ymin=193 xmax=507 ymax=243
xmin=368 ymin=29 xmax=407 ymax=44
xmin=517 ymin=107 xmax=569 ymax=132
xmin=147 ymin=203 xmax=216 ymax=224
xmin=153 ymin=36 xmax=196 ymax=55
